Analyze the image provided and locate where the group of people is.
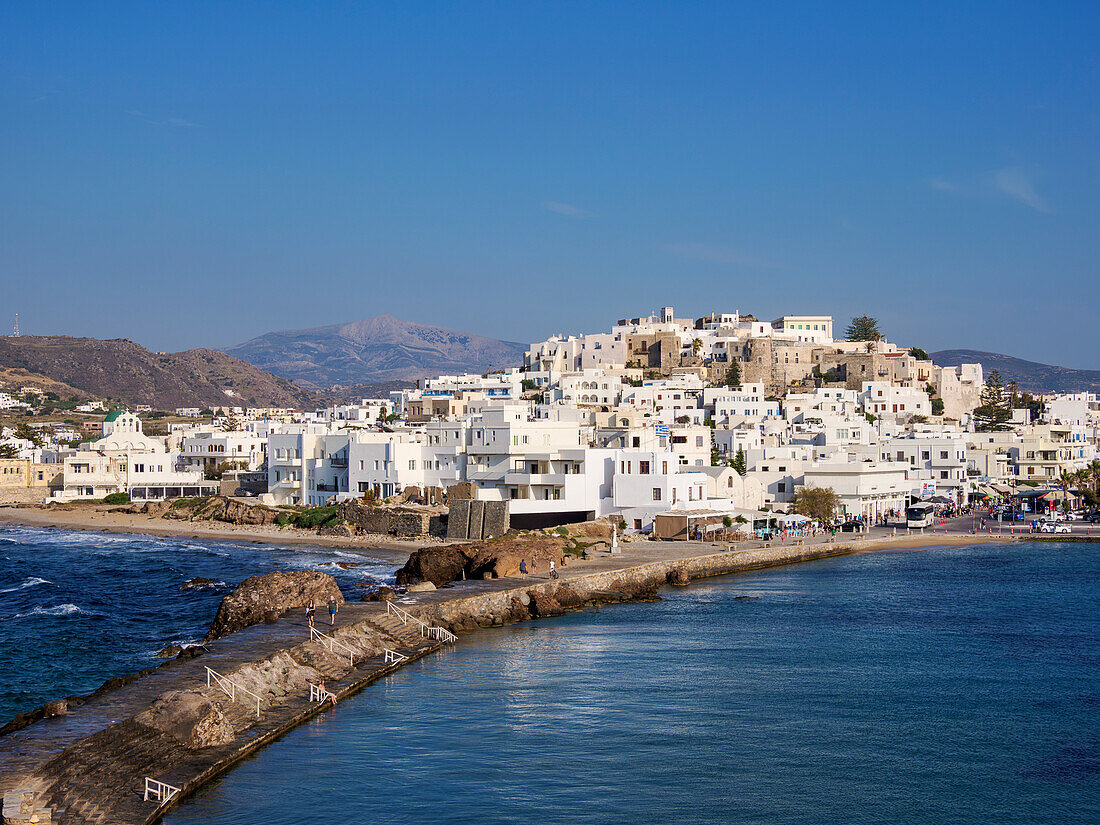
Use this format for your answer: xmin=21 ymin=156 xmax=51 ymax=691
xmin=518 ymin=558 xmax=557 ymax=579
xmin=305 ymin=597 xmax=340 ymax=628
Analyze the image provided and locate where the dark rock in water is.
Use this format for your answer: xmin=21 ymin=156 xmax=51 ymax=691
xmin=527 ymin=590 xmax=564 ymax=618
xmin=333 ymin=561 xmax=358 ymax=569
xmin=181 ymin=577 xmax=219 ymax=591
xmin=157 ymin=644 xmax=183 ymax=658
xmin=43 ymin=699 xmax=68 ymax=717
xmin=204 ymin=570 xmax=343 ymax=642
xmin=735 ymin=595 xmax=761 ymax=601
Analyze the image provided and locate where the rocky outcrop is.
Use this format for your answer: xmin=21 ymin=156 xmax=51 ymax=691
xmin=163 ymin=496 xmax=280 ymax=526
xmin=394 ymin=536 xmax=570 ymax=587
xmin=204 ymin=571 xmax=343 ymax=642
xmin=136 ymin=690 xmax=235 ymax=749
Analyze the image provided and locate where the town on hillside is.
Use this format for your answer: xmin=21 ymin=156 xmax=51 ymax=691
xmin=2 ymin=307 xmax=1098 ymax=535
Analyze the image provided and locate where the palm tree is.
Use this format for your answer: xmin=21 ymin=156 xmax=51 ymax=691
xmin=691 ymin=337 xmax=703 ymax=356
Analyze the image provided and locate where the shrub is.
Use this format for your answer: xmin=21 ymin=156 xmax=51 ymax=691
xmin=102 ymin=492 xmax=131 ymax=505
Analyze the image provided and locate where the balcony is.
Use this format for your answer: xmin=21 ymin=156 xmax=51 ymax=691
xmin=329 ymin=456 xmax=348 ymax=468
xmin=504 ymin=472 xmax=567 ymax=486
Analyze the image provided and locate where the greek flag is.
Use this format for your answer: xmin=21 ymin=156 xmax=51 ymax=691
xmin=654 ymin=424 xmax=669 ymax=437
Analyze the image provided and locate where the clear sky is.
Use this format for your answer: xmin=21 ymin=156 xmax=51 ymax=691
xmin=1 ymin=1 xmax=1097 ymax=367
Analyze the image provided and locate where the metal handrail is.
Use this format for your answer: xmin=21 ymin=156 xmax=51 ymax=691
xmin=205 ymin=666 xmax=262 ymax=717
xmin=384 ymin=648 xmax=407 ymax=664
xmin=310 ymin=625 xmax=357 ymax=667
xmin=386 ymin=601 xmax=428 ymax=629
xmin=144 ymin=777 xmax=180 ymax=803
xmin=422 ymin=625 xmax=457 ymax=644
xmin=309 ymin=683 xmax=337 ymax=703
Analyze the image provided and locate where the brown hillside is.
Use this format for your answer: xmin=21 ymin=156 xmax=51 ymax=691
xmin=0 ymin=335 xmax=329 ymax=409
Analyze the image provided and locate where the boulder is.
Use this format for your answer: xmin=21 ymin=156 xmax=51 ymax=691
xmin=136 ymin=689 xmax=235 ymax=749
xmin=406 ymin=581 xmax=436 ymax=592
xmin=666 ymin=568 xmax=690 ymax=586
xmin=360 ymin=586 xmax=397 ymax=602
xmin=156 ymin=645 xmax=183 ymax=658
xmin=395 ymin=546 xmax=471 ymax=586
xmin=42 ymin=699 xmax=68 ymax=717
xmin=527 ymin=590 xmax=564 ymax=618
xmin=204 ymin=570 xmax=343 ymax=642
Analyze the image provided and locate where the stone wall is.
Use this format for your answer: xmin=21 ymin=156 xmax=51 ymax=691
xmin=445 ymin=500 xmax=510 ymax=540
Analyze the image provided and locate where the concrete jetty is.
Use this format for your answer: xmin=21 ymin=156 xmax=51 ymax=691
xmin=0 ymin=532 xmax=1021 ymax=825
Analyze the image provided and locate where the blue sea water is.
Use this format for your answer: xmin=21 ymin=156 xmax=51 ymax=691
xmin=157 ymin=541 xmax=1099 ymax=825
xmin=0 ymin=523 xmax=400 ymax=721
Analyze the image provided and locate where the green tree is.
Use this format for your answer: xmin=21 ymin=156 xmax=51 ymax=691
xmin=792 ymin=486 xmax=841 ymax=524
xmin=930 ymin=397 xmax=945 ymax=416
xmin=13 ymin=422 xmax=43 ymax=448
xmin=730 ymin=446 xmax=747 ymax=476
xmin=724 ymin=361 xmax=742 ymax=388
xmin=973 ymin=370 xmax=1012 ymax=431
xmin=908 ymin=347 xmax=929 ymax=361
xmin=691 ymin=337 xmax=703 ymax=356
xmin=844 ymin=315 xmax=881 ymax=342
xmin=0 ymin=442 xmax=18 ymax=459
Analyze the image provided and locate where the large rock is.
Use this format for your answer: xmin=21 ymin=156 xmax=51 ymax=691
xmin=395 ymin=537 xmax=568 ymax=587
xmin=204 ymin=570 xmax=343 ymax=641
xmin=136 ymin=689 xmax=236 ymax=749
xmin=395 ymin=546 xmax=471 ymax=587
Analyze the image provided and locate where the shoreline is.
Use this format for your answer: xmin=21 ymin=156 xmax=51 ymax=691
xmin=0 ymin=505 xmax=435 ymax=555
xmin=2 ymin=530 xmax=1088 ymax=824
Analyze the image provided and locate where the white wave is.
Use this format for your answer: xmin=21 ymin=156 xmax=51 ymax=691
xmin=12 ymin=603 xmax=99 ymax=619
xmin=0 ymin=576 xmax=52 ymax=594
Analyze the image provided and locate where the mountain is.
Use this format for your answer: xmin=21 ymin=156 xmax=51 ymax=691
xmin=931 ymin=349 xmax=1100 ymax=394
xmin=225 ymin=315 xmax=528 ymax=386
xmin=0 ymin=335 xmax=329 ymax=410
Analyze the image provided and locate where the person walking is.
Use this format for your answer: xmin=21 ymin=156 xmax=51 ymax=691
xmin=328 ymin=597 xmax=339 ymax=626
xmin=306 ymin=598 xmax=316 ymax=629
xmin=548 ymin=559 xmax=556 ymax=580
xmin=519 ymin=559 xmax=527 ymax=578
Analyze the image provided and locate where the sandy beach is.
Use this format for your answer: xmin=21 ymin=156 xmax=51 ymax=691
xmin=0 ymin=504 xmax=435 ymax=556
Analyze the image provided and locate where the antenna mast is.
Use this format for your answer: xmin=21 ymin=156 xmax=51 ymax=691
xmin=12 ymin=314 xmax=18 ymax=336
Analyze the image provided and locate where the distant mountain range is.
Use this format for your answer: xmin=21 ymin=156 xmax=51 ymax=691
xmin=225 ymin=315 xmax=528 ymax=387
xmin=0 ymin=336 xmax=329 ymax=410
xmin=931 ymin=350 xmax=1100 ymax=394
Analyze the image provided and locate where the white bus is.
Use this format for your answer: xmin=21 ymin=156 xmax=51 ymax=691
xmin=906 ymin=502 xmax=936 ymax=529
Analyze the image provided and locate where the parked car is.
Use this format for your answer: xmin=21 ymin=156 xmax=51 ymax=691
xmin=1039 ymin=522 xmax=1071 ymax=534
xmin=1086 ymin=512 xmax=1100 ymax=524
xmin=839 ymin=521 xmax=863 ymax=532
xmin=233 ymin=488 xmax=258 ymax=498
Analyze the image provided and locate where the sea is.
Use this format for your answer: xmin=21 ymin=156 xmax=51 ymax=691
xmin=2 ymin=524 xmax=1098 ymax=824
xmin=0 ymin=523 xmax=399 ymax=721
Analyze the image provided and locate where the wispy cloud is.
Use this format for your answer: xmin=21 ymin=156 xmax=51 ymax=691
xmin=992 ymin=167 xmax=1051 ymax=213
xmin=543 ymin=201 xmax=596 ymax=219
xmin=663 ymin=242 xmax=780 ymax=269
xmin=927 ymin=176 xmax=967 ymax=193
xmin=126 ymin=109 xmax=204 ymax=128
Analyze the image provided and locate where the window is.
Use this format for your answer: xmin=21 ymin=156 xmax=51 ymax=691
xmin=696 ymin=436 xmax=705 ymax=447
xmin=639 ymin=461 xmax=651 ymax=475
xmin=409 ymin=460 xmax=416 ymax=470
xmin=777 ymin=482 xmax=786 ymax=493
xmin=634 ymin=519 xmax=643 ymax=530
xmin=652 ymin=488 xmax=662 ymax=501
xmin=662 ymin=461 xmax=668 ymax=474
xmin=940 ymin=451 xmax=949 ymax=460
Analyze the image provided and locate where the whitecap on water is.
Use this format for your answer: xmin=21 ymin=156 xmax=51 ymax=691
xmin=0 ymin=576 xmax=52 ymax=594
xmin=11 ymin=603 xmax=100 ymax=619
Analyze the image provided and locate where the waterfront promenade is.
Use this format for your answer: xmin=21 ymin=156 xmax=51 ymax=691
xmin=0 ymin=527 xmax=1024 ymax=825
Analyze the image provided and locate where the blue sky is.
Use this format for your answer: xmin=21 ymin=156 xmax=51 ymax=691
xmin=1 ymin=1 xmax=1097 ymax=367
